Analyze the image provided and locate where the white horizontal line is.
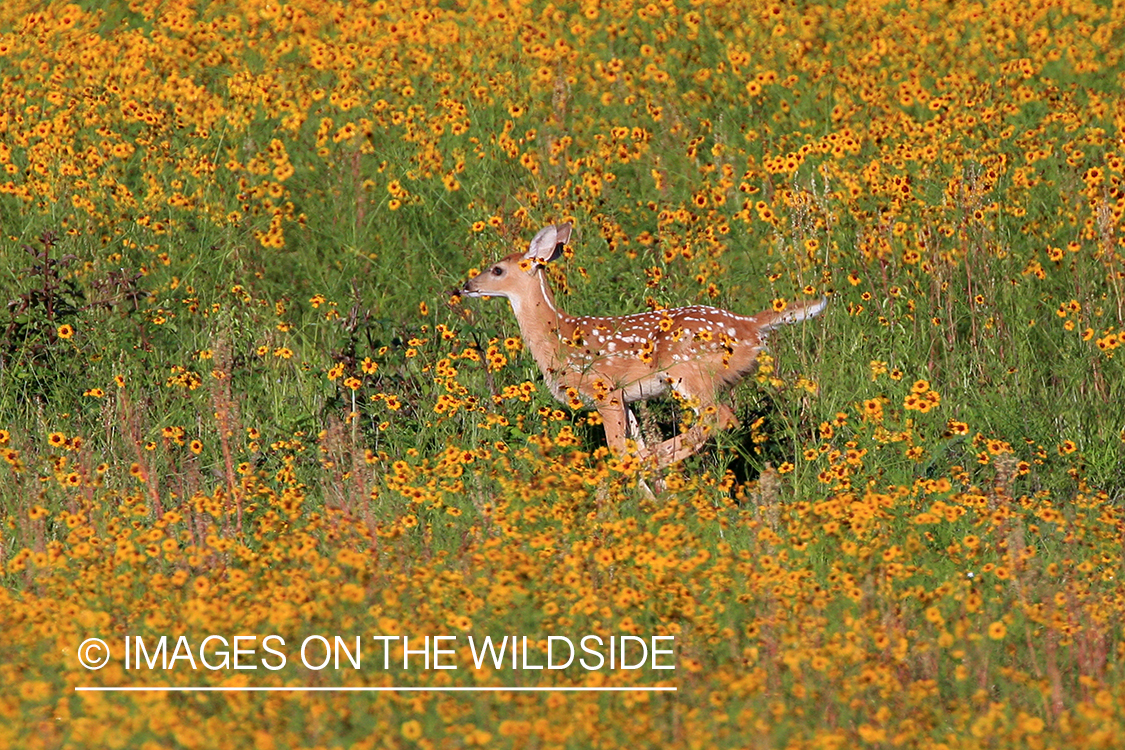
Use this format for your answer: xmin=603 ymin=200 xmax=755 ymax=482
xmin=75 ymin=686 xmax=676 ymax=693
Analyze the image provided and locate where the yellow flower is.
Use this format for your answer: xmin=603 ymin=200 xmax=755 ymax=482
xmin=946 ymin=420 xmax=969 ymax=436
xmin=401 ymin=720 xmax=422 ymax=740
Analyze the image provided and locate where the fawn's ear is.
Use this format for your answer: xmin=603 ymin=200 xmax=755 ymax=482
xmin=524 ymin=222 xmax=573 ymax=264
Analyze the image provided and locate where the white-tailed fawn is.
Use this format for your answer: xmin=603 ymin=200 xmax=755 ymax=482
xmin=461 ymin=222 xmax=827 ymax=468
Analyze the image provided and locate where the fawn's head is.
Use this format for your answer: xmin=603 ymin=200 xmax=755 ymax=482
xmin=461 ymin=223 xmax=572 ymax=311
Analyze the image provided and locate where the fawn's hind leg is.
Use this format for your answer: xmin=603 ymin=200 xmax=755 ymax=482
xmin=642 ymin=402 xmax=738 ymax=468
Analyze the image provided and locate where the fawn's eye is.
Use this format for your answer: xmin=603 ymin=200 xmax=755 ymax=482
xmin=491 ymin=266 xmax=504 ymax=276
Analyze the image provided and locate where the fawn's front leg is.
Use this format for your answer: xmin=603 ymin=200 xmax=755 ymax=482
xmin=596 ymin=389 xmax=630 ymax=457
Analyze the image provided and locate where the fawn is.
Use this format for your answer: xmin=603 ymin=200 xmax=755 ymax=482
xmin=461 ymin=222 xmax=826 ymax=468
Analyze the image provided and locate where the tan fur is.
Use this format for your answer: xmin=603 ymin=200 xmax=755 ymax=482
xmin=462 ymin=223 xmax=826 ymax=467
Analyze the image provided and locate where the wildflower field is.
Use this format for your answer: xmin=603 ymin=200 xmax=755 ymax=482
xmin=2 ymin=0 xmax=1125 ymax=747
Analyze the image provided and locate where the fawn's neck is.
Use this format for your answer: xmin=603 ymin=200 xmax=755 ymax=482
xmin=508 ymin=270 xmax=576 ymax=381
